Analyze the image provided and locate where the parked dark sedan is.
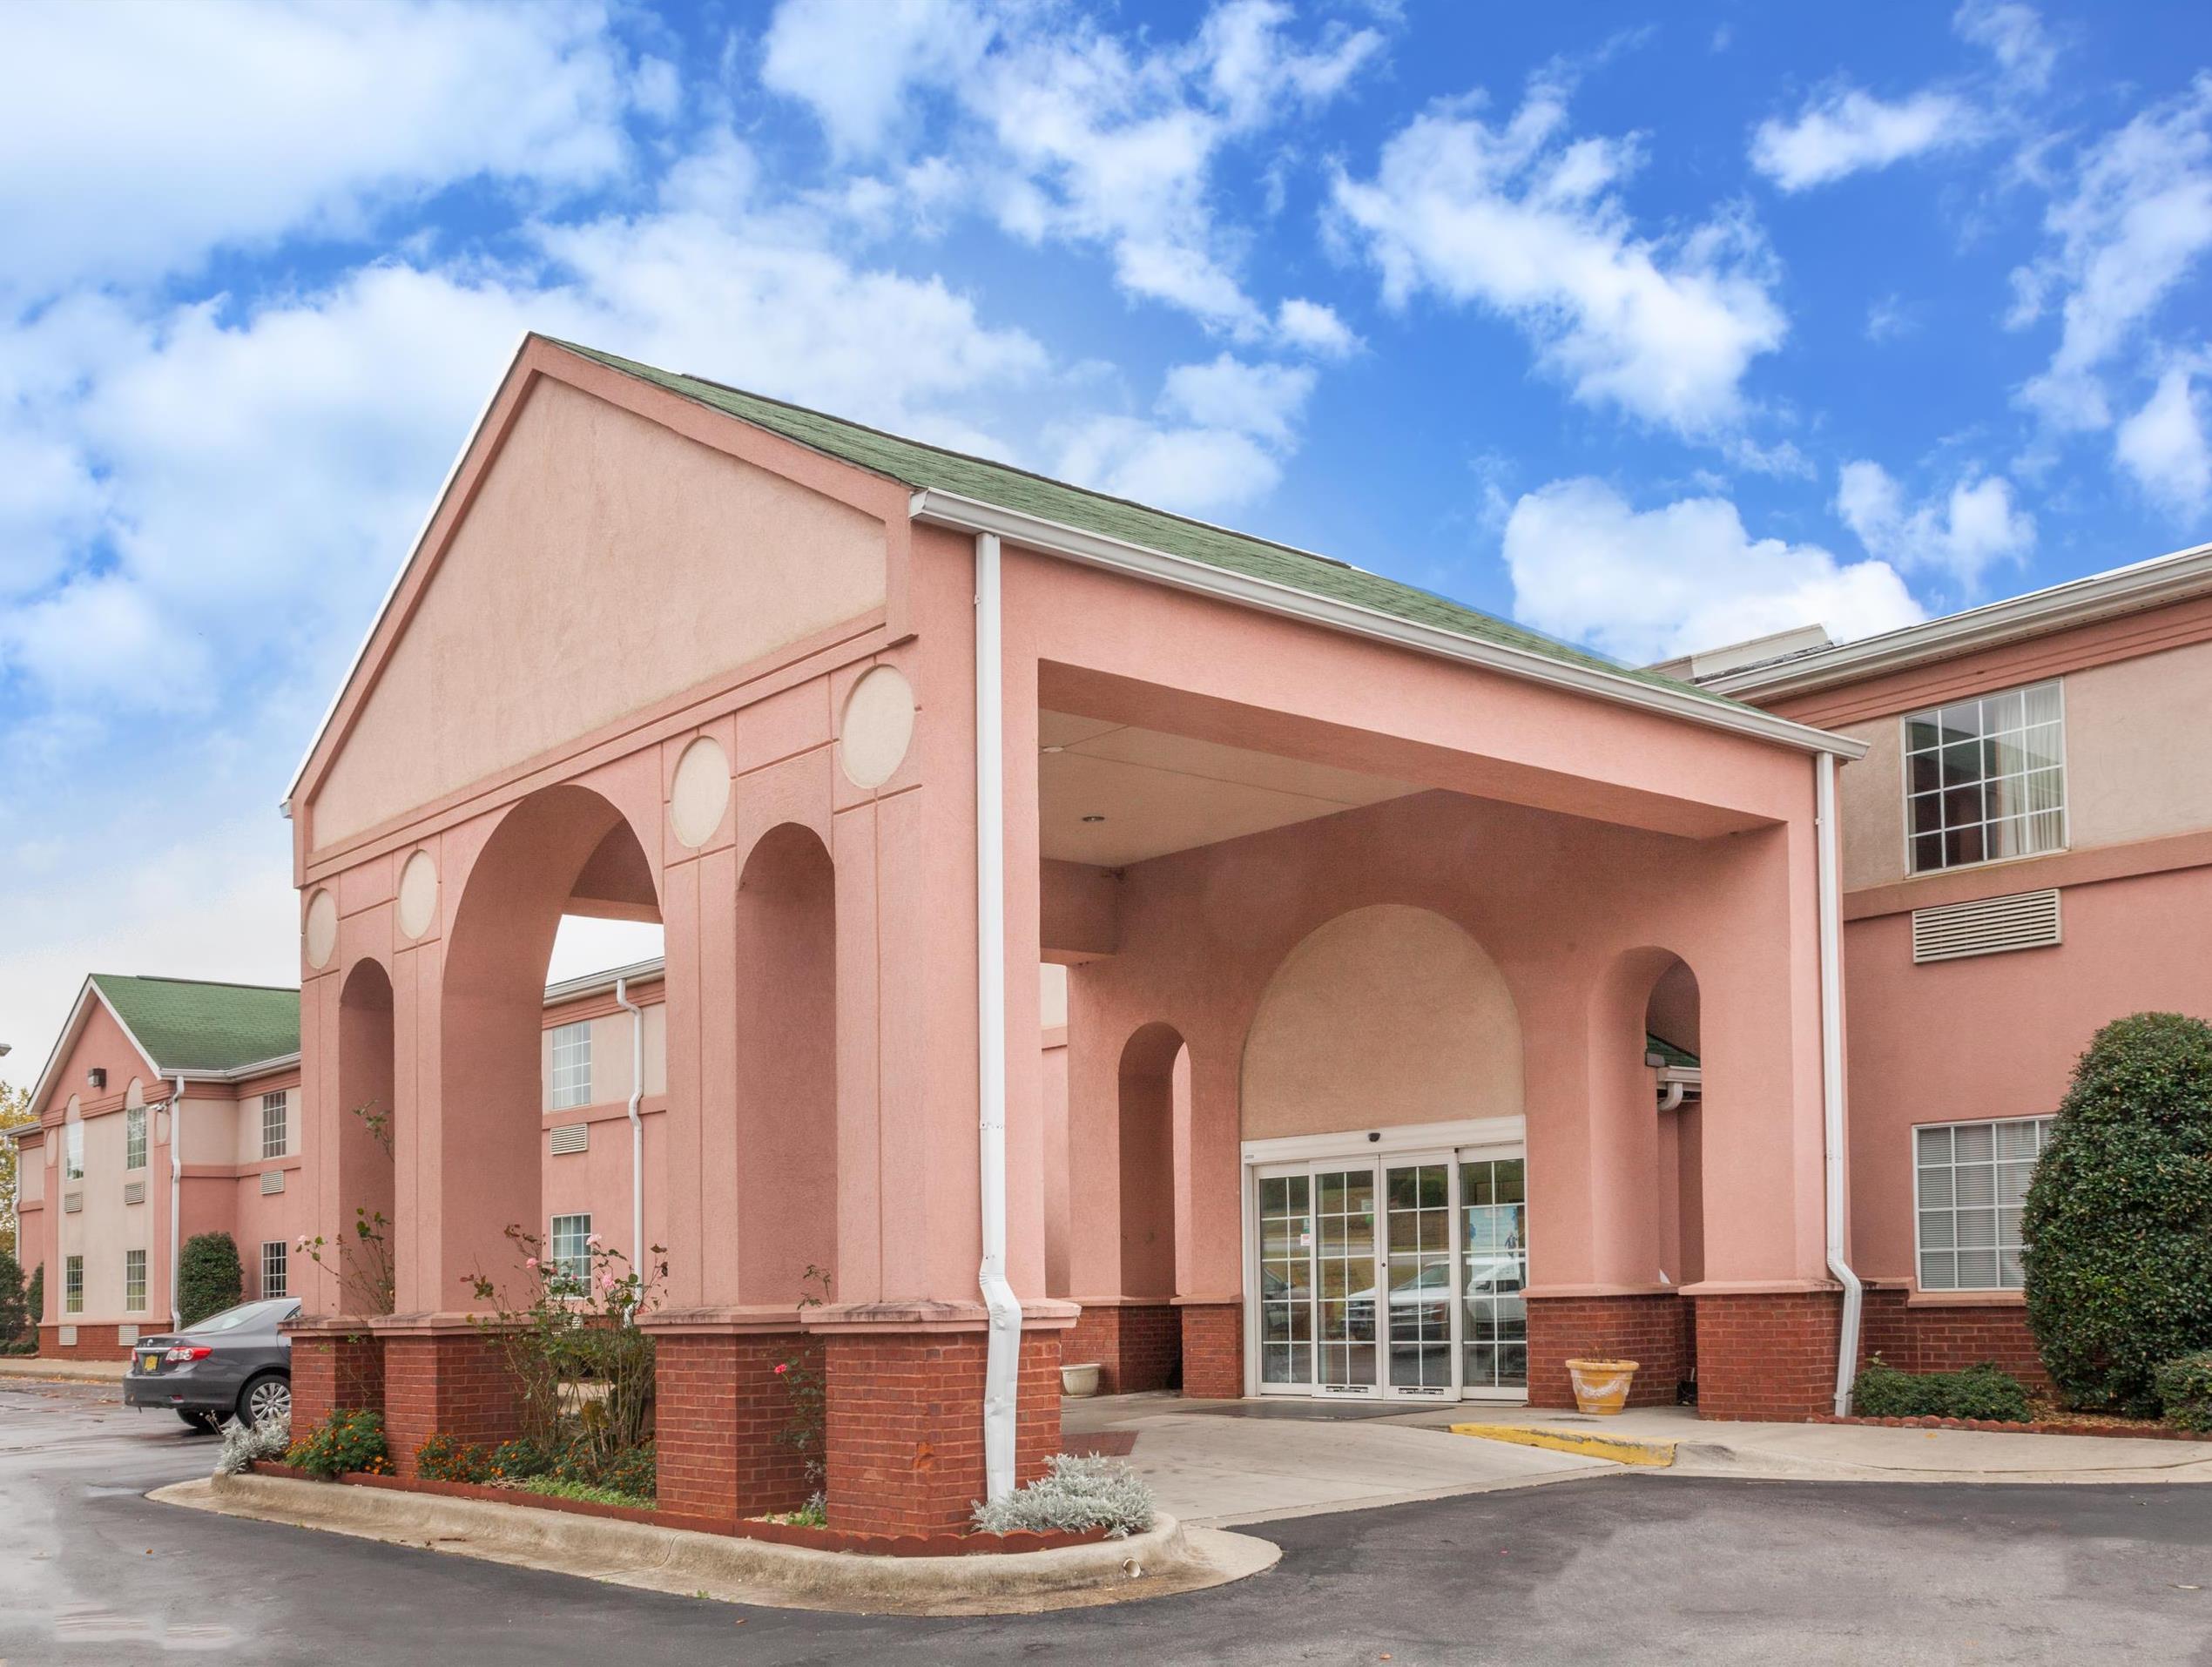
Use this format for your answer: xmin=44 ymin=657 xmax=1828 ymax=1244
xmin=124 ymin=1298 xmax=299 ymax=1431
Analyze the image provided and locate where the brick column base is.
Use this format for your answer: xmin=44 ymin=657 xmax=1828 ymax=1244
xmin=37 ymin=1326 xmax=138 ymax=1363
xmin=822 ymin=1330 xmax=1061 ymax=1537
xmin=1527 ymin=1292 xmax=1689 ymax=1410
xmin=380 ymin=1327 xmax=523 ymax=1478
xmin=651 ymin=1329 xmax=818 ymax=1525
xmin=1177 ymin=1302 xmax=1242 ymax=1399
xmin=1693 ymin=1290 xmax=1842 ymax=1421
xmin=1062 ymin=1302 xmax=1180 ymax=1394
xmin=287 ymin=1326 xmax=385 ymax=1430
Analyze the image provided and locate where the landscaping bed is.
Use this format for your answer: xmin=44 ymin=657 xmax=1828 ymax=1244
xmin=1812 ymin=1413 xmax=2212 ymax=1441
xmin=245 ymin=1460 xmax=1115 ymax=1556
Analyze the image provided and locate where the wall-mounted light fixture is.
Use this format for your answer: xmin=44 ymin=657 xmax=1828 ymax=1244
xmin=86 ymin=1067 xmax=106 ymax=1089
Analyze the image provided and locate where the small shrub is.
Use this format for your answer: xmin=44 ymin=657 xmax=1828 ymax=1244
xmin=287 ymin=1408 xmax=389 ymax=1480
xmin=178 ymin=1233 xmax=244 ymax=1326
xmin=2154 ymin=1350 xmax=2212 ymax=1432
xmin=415 ymin=1434 xmax=493 ymax=1484
xmin=216 ymin=1409 xmax=292 ymax=1476
xmin=1851 ymin=1357 xmax=2033 ymax=1421
xmin=515 ymin=1475 xmax=654 ymax=1511
xmin=0 ymin=1247 xmax=30 ymax=1345
xmin=761 ymin=1491 xmax=827 ymax=1528
xmin=22 ymin=1264 xmax=42 ymax=1339
xmin=970 ymin=1454 xmax=1156 ymax=1540
xmin=488 ymin=1437 xmax=552 ymax=1482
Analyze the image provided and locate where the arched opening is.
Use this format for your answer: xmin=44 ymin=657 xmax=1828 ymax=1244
xmin=1116 ymin=1023 xmax=1184 ymax=1305
xmin=733 ymin=823 xmax=837 ymax=1307
xmin=336 ymin=957 xmax=397 ymax=1314
xmin=436 ymin=786 xmax=661 ymax=1313
xmin=1645 ymin=958 xmax=1703 ymax=1292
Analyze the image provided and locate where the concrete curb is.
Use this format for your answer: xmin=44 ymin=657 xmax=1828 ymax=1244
xmin=154 ymin=1473 xmax=1280 ymax=1616
xmin=0 ymin=1359 xmax=128 ymax=1384
xmin=1450 ymin=1422 xmax=1676 ymax=1468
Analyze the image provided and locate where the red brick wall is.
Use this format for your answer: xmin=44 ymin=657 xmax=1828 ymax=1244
xmin=1062 ymin=1303 xmax=1180 ymax=1394
xmin=382 ymin=1331 xmax=523 ymax=1477
xmin=822 ymin=1330 xmax=1061 ymax=1537
xmin=289 ymin=1331 xmax=385 ymax=1430
xmin=1178 ymin=1303 xmax=1242 ymax=1399
xmin=1693 ymin=1291 xmax=1841 ymax=1421
xmin=1857 ymin=1286 xmax=2047 ymax=1388
xmin=37 ymin=1325 xmax=142 ymax=1362
xmin=1527 ymin=1293 xmax=1689 ymax=1410
xmin=654 ymin=1330 xmax=818 ymax=1524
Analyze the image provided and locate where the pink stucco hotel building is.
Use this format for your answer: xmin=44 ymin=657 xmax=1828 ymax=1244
xmin=10 ymin=334 xmax=2209 ymax=1535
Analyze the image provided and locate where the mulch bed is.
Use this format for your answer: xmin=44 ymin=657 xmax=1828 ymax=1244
xmin=245 ymin=1461 xmax=1114 ymax=1556
xmin=1812 ymin=1414 xmax=2212 ymax=1442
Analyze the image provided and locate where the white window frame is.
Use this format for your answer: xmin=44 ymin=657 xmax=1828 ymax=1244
xmin=125 ymin=1104 xmax=147 ymax=1171
xmin=260 ymin=1239 xmax=288 ymax=1300
xmin=549 ymin=1022 xmax=594 ymax=1111
xmin=125 ymin=1248 xmax=147 ymax=1313
xmin=1911 ymin=1114 xmax=2053 ymax=1293
xmin=64 ymin=1119 xmax=84 ymax=1181
xmin=64 ymin=1255 xmax=84 ymax=1314
xmin=549 ymin=1213 xmax=592 ymax=1282
xmin=260 ymin=1091 xmax=289 ymax=1160
xmin=1899 ymin=678 xmax=2068 ymax=877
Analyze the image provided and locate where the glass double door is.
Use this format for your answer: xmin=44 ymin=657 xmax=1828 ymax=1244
xmin=1257 ymin=1151 xmax=1527 ymax=1400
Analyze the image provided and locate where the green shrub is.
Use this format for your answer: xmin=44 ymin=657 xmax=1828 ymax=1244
xmin=2023 ymin=1012 xmax=2212 ymax=1414
xmin=515 ymin=1475 xmax=655 ymax=1510
xmin=0 ymin=1247 xmax=29 ymax=1345
xmin=970 ymin=1454 xmax=1156 ymax=1539
xmin=2154 ymin=1351 xmax=2212 ymax=1432
xmin=287 ymin=1409 xmax=389 ymax=1480
xmin=488 ymin=1437 xmax=551 ymax=1481
xmin=23 ymin=1264 xmax=41 ymax=1336
xmin=178 ymin=1233 xmax=244 ymax=1326
xmin=414 ymin=1434 xmax=493 ymax=1484
xmin=1851 ymin=1358 xmax=2033 ymax=1421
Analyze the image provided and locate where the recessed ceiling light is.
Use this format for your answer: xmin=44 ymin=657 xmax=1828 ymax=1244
xmin=1081 ymin=814 xmax=1106 ymax=823
xmin=1042 ymin=745 xmax=1066 ymax=753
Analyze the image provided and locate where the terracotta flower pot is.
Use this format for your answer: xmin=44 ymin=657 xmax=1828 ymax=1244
xmin=1566 ymin=1358 xmax=1639 ymax=1415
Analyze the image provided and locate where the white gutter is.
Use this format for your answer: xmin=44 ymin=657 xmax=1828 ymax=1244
xmin=910 ymin=489 xmax=1867 ymax=763
xmin=1817 ymin=752 xmax=1865 ymax=1414
xmin=614 ymin=975 xmax=644 ymax=1272
xmin=973 ymin=530 xmax=1021 ymax=1503
xmin=169 ymin=1073 xmax=185 ymax=1332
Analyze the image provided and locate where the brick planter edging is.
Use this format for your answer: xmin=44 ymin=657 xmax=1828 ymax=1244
xmin=1812 ymin=1414 xmax=2212 ymax=1442
xmin=245 ymin=1461 xmax=1115 ymax=1556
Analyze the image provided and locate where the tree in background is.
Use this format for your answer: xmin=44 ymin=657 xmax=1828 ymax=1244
xmin=0 ymin=1246 xmax=29 ymax=1348
xmin=0 ymin=1081 xmax=33 ymax=1260
xmin=24 ymin=1264 xmax=42 ymax=1341
xmin=2024 ymin=1012 xmax=2212 ymax=1414
xmin=178 ymin=1232 xmax=245 ymax=1326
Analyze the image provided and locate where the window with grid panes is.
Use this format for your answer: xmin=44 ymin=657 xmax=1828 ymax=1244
xmin=549 ymin=1022 xmax=594 ymax=1110
xmin=125 ymin=1104 xmax=147 ymax=1171
xmin=125 ymin=1249 xmax=147 ymax=1312
xmin=1905 ymin=681 xmax=2065 ymax=874
xmin=260 ymin=1240 xmax=288 ymax=1299
xmin=1914 ymin=1117 xmax=2052 ymax=1290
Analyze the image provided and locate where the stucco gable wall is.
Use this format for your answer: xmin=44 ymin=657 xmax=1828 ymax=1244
xmin=309 ymin=375 xmax=889 ymax=848
xmin=34 ymin=999 xmax=158 ymax=1124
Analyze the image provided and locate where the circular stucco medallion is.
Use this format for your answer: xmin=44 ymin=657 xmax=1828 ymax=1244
xmin=838 ymin=665 xmax=916 ymax=790
xmin=669 ymin=734 xmax=733 ymax=848
xmin=304 ymin=889 xmax=339 ymax=969
xmin=397 ymin=849 xmax=439 ymax=939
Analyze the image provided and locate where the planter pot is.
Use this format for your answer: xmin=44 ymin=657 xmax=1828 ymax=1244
xmin=1566 ymin=1358 xmax=1639 ymax=1415
xmin=1061 ymin=1362 xmax=1103 ymax=1398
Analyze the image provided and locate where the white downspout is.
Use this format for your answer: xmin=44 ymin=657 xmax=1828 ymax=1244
xmin=974 ymin=530 xmax=1022 ymax=1502
xmin=1817 ymin=751 xmax=1865 ymax=1415
xmin=169 ymin=1074 xmax=185 ymax=1331
xmin=615 ymin=976 xmax=644 ymax=1272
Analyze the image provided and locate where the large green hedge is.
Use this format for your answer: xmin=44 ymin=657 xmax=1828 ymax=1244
xmin=179 ymin=1232 xmax=244 ymax=1327
xmin=2023 ymin=1012 xmax=2212 ymax=1414
xmin=0 ymin=1247 xmax=29 ymax=1346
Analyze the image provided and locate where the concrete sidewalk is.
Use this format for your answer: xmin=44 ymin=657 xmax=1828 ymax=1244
xmin=0 ymin=1356 xmax=127 ymax=1384
xmin=1447 ymin=1403 xmax=2212 ymax=1485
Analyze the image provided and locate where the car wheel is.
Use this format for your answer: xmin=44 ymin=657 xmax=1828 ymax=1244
xmin=176 ymin=1407 xmax=219 ymax=1434
xmin=239 ymin=1372 xmax=291 ymax=1427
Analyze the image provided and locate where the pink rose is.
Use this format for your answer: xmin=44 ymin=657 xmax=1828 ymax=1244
xmin=524 ymin=1256 xmax=539 ymax=1270
xmin=773 ymin=1362 xmax=788 ymax=1375
xmin=586 ymin=1233 xmax=603 ymax=1249
xmin=598 ymin=1272 xmax=617 ymax=1292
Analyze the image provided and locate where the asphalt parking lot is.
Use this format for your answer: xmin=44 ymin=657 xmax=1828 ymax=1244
xmin=3 ymin=1377 xmax=2208 ymax=1664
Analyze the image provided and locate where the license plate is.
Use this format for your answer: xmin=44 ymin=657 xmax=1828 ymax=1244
xmin=140 ymin=1353 xmax=160 ymax=1373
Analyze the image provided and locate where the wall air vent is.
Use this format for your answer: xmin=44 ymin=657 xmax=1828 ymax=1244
xmin=550 ymin=1123 xmax=590 ymax=1156
xmin=123 ymin=1179 xmax=145 ymax=1205
xmin=260 ymin=1170 xmax=285 ymax=1195
xmin=63 ymin=1191 xmax=83 ymax=1214
xmin=1912 ymin=888 xmax=2062 ymax=964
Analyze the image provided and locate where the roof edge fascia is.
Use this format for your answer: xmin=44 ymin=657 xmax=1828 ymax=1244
xmin=910 ymin=489 xmax=1868 ymax=761
xmin=1707 ymin=541 xmax=2212 ymax=701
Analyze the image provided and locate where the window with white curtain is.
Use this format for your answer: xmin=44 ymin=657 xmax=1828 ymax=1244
xmin=550 ymin=1022 xmax=594 ymax=1110
xmin=1905 ymin=680 xmax=2066 ymax=874
xmin=1914 ymin=1117 xmax=2054 ymax=1291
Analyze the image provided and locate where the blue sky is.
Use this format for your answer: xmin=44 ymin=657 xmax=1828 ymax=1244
xmin=3 ymin=0 xmax=2209 ymax=1084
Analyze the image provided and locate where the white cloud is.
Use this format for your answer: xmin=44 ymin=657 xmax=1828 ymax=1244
xmin=0 ymin=0 xmax=644 ymax=300
xmin=2115 ymin=363 xmax=2212 ymax=516
xmin=1275 ymin=297 xmax=1362 ymax=358
xmin=1330 ymin=78 xmax=1787 ymax=438
xmin=1750 ymin=87 xmax=1975 ymax=192
xmin=1865 ymin=294 xmax=1918 ymax=343
xmin=1954 ymin=1 xmax=2056 ymax=93
xmin=1501 ymin=477 xmax=1924 ymax=665
xmin=1052 ymin=418 xmax=1283 ymax=515
xmin=1836 ymin=460 xmax=2036 ymax=591
xmin=759 ymin=0 xmax=996 ymax=159
xmin=1157 ymin=354 xmax=1314 ymax=445
xmin=2010 ymin=76 xmax=2212 ymax=431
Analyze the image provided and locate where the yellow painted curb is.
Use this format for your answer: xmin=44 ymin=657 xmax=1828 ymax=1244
xmin=1448 ymin=1423 xmax=1676 ymax=1468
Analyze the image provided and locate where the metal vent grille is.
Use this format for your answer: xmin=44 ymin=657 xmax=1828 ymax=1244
xmin=260 ymin=1170 xmax=286 ymax=1195
xmin=550 ymin=1123 xmax=590 ymax=1156
xmin=63 ymin=1191 xmax=83 ymax=1214
xmin=1912 ymin=888 xmax=2062 ymax=963
xmin=123 ymin=1179 xmax=145 ymax=1205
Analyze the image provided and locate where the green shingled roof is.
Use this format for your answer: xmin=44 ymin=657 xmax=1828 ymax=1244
xmin=1645 ymin=1032 xmax=1699 ymax=1070
xmin=92 ymin=975 xmax=300 ymax=1075
xmin=555 ymin=341 xmax=1745 ymax=712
